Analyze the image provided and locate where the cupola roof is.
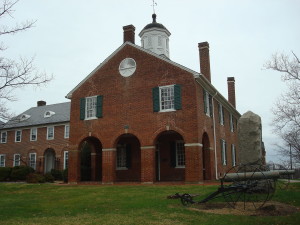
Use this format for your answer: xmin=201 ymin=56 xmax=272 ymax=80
xmin=139 ymin=14 xmax=171 ymax=36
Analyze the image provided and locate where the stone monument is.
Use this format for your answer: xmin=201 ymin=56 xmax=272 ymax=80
xmin=238 ymin=111 xmax=264 ymax=166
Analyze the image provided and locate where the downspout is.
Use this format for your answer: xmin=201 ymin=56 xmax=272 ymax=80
xmin=211 ymin=92 xmax=218 ymax=180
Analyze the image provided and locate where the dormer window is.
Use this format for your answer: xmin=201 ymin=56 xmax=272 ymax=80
xmin=20 ymin=114 xmax=30 ymax=121
xmin=44 ymin=111 xmax=55 ymax=118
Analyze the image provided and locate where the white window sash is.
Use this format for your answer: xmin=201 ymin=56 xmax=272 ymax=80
xmin=13 ymin=154 xmax=21 ymax=167
xmin=15 ymin=130 xmax=22 ymax=142
xmin=159 ymin=85 xmax=175 ymax=112
xmin=47 ymin=127 xmax=54 ymax=140
xmin=63 ymin=151 xmax=69 ymax=169
xmin=222 ymin=140 xmax=227 ymax=166
xmin=64 ymin=125 xmax=70 ymax=139
xmin=30 ymin=128 xmax=37 ymax=141
xmin=29 ymin=153 xmax=36 ymax=170
xmin=85 ymin=96 xmax=97 ymax=119
xmin=176 ymin=141 xmax=185 ymax=168
xmin=1 ymin=132 xmax=7 ymax=143
xmin=0 ymin=154 xmax=6 ymax=167
xmin=116 ymin=145 xmax=127 ymax=170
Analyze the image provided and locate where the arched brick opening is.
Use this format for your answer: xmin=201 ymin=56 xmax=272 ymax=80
xmin=79 ymin=137 xmax=102 ymax=181
xmin=44 ymin=148 xmax=56 ymax=174
xmin=154 ymin=130 xmax=185 ymax=181
xmin=202 ymin=132 xmax=212 ymax=180
xmin=115 ymin=133 xmax=141 ymax=182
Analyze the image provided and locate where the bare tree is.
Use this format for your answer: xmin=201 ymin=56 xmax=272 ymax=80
xmin=264 ymin=52 xmax=300 ymax=166
xmin=0 ymin=0 xmax=52 ymax=120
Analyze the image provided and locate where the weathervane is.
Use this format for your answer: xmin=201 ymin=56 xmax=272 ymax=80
xmin=151 ymin=0 xmax=157 ymax=14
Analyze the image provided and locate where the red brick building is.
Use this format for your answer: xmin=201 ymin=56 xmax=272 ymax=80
xmin=0 ymin=101 xmax=70 ymax=173
xmin=66 ymin=14 xmax=240 ymax=184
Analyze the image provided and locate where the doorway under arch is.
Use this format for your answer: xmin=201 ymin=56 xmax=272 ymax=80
xmin=115 ymin=134 xmax=141 ymax=182
xmin=202 ymin=132 xmax=212 ymax=180
xmin=155 ymin=130 xmax=185 ymax=182
xmin=79 ymin=137 xmax=102 ymax=181
xmin=44 ymin=148 xmax=56 ymax=174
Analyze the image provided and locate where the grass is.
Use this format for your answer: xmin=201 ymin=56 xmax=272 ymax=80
xmin=0 ymin=182 xmax=299 ymax=225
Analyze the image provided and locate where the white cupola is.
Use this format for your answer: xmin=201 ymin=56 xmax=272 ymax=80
xmin=139 ymin=14 xmax=171 ymax=58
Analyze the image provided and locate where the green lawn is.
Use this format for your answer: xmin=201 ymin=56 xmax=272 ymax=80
xmin=0 ymin=182 xmax=299 ymax=225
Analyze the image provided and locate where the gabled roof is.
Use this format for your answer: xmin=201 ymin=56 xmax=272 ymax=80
xmin=2 ymin=102 xmax=70 ymax=130
xmin=65 ymin=41 xmax=240 ymax=117
xmin=65 ymin=41 xmax=200 ymax=99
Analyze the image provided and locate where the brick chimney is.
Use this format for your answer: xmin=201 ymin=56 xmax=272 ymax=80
xmin=37 ymin=100 xmax=46 ymax=107
xmin=123 ymin=25 xmax=135 ymax=44
xmin=198 ymin=42 xmax=211 ymax=82
xmin=227 ymin=77 xmax=236 ymax=108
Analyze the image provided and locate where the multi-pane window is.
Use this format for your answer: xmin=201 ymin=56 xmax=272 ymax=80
xmin=30 ymin=128 xmax=37 ymax=141
xmin=64 ymin=151 xmax=69 ymax=169
xmin=0 ymin=154 xmax=5 ymax=167
xmin=13 ymin=154 xmax=21 ymax=167
xmin=86 ymin=96 xmax=97 ymax=119
xmin=117 ymin=145 xmax=127 ymax=169
xmin=203 ymin=90 xmax=212 ymax=117
xmin=47 ymin=126 xmax=54 ymax=140
xmin=0 ymin=131 xmax=7 ymax=143
xmin=15 ymin=130 xmax=22 ymax=142
xmin=29 ymin=153 xmax=36 ymax=170
xmin=176 ymin=141 xmax=185 ymax=167
xmin=231 ymin=144 xmax=236 ymax=166
xmin=218 ymin=103 xmax=225 ymax=125
xmin=230 ymin=114 xmax=235 ymax=132
xmin=221 ymin=139 xmax=227 ymax=166
xmin=160 ymin=85 xmax=174 ymax=111
xmin=64 ymin=125 xmax=70 ymax=139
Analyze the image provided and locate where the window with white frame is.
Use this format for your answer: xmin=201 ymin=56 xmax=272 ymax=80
xmin=0 ymin=154 xmax=5 ymax=167
xmin=221 ymin=139 xmax=227 ymax=166
xmin=86 ymin=96 xmax=97 ymax=119
xmin=219 ymin=103 xmax=224 ymax=125
xmin=231 ymin=144 xmax=236 ymax=166
xmin=230 ymin=114 xmax=234 ymax=132
xmin=203 ymin=90 xmax=212 ymax=117
xmin=30 ymin=128 xmax=37 ymax=141
xmin=117 ymin=145 xmax=127 ymax=169
xmin=29 ymin=153 xmax=36 ymax=170
xmin=47 ymin=126 xmax=54 ymax=140
xmin=13 ymin=154 xmax=21 ymax=167
xmin=160 ymin=85 xmax=175 ymax=111
xmin=176 ymin=141 xmax=185 ymax=167
xmin=1 ymin=131 xmax=7 ymax=143
xmin=64 ymin=125 xmax=70 ymax=139
xmin=63 ymin=151 xmax=69 ymax=169
xmin=15 ymin=130 xmax=22 ymax=142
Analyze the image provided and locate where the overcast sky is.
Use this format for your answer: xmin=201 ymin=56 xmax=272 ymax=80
xmin=2 ymin=0 xmax=300 ymax=164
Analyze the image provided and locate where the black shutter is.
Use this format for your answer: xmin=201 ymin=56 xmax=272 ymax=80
xmin=152 ymin=87 xmax=160 ymax=112
xmin=126 ymin=144 xmax=131 ymax=169
xmin=96 ymin=95 xmax=103 ymax=118
xmin=170 ymin=141 xmax=176 ymax=167
xmin=203 ymin=89 xmax=207 ymax=114
xmin=174 ymin=84 xmax=182 ymax=110
xmin=209 ymin=94 xmax=213 ymax=117
xmin=218 ymin=103 xmax=221 ymax=123
xmin=80 ymin=98 xmax=86 ymax=120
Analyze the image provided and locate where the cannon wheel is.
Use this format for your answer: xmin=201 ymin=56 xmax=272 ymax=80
xmin=180 ymin=193 xmax=193 ymax=206
xmin=222 ymin=164 xmax=272 ymax=210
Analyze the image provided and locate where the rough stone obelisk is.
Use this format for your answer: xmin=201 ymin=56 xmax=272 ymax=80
xmin=238 ymin=111 xmax=263 ymax=166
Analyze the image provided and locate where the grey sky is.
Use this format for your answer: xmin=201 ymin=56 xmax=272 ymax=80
xmin=2 ymin=0 xmax=300 ymax=163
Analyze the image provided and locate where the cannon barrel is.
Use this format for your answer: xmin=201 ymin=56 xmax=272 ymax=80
xmin=222 ymin=171 xmax=280 ymax=182
xmin=270 ymin=170 xmax=295 ymax=176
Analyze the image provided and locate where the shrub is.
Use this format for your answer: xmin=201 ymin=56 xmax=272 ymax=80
xmin=50 ymin=169 xmax=63 ymax=180
xmin=10 ymin=166 xmax=34 ymax=181
xmin=26 ymin=173 xmax=45 ymax=183
xmin=0 ymin=167 xmax=12 ymax=181
xmin=44 ymin=173 xmax=55 ymax=183
xmin=63 ymin=168 xmax=68 ymax=183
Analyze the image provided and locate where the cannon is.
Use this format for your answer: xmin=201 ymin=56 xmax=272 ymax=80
xmin=171 ymin=164 xmax=295 ymax=210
